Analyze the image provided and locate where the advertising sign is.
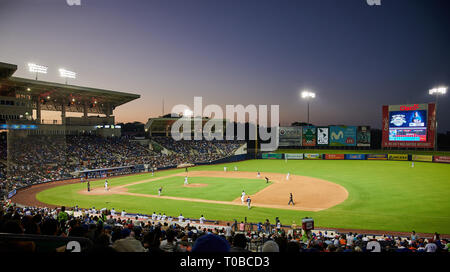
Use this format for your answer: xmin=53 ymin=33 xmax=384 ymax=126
xmin=329 ymin=126 xmax=357 ymax=146
xmin=317 ymin=127 xmax=329 ymax=146
xmin=357 ymin=126 xmax=371 ymax=147
xmin=279 ymin=126 xmax=302 ymax=147
xmin=345 ymin=154 xmax=366 ymax=160
xmin=382 ymin=103 xmax=436 ymax=149
xmin=412 ymin=155 xmax=433 ymax=162
xmin=325 ymin=154 xmax=345 ymax=160
xmin=262 ymin=153 xmax=283 ymax=159
xmin=434 ymin=156 xmax=450 ymax=163
xmin=302 ymin=126 xmax=316 ymax=146
xmin=388 ymin=154 xmax=409 ymax=161
xmin=367 ymin=154 xmax=388 ymax=160
xmin=304 ymin=153 xmax=321 ymax=159
xmin=285 ymin=153 xmax=304 ymax=160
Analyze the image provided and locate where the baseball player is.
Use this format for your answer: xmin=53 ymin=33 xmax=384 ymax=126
xmin=121 ymin=210 xmax=126 ymax=217
xmin=178 ymin=213 xmax=184 ymax=223
xmin=241 ymin=190 xmax=246 ymax=204
xmin=104 ymin=179 xmax=108 ymax=191
xmin=288 ymin=193 xmax=295 ymax=205
xmin=151 ymin=168 xmax=154 ymax=176
xmin=152 ymin=212 xmax=157 ymax=221
xmin=162 ymin=213 xmax=167 ymax=221
xmin=224 ymin=166 xmax=227 ymax=172
xmin=168 ymin=216 xmax=173 ymax=222
xmin=246 ymin=196 xmax=252 ymax=209
xmin=184 ymin=176 xmax=188 ymax=185
xmin=157 ymin=213 xmax=162 ymax=221
xmin=158 ymin=186 xmax=163 ymax=196
xmin=111 ymin=208 xmax=116 ymax=216
xmin=411 ymin=161 xmax=415 ymax=168
xmin=199 ymin=215 xmax=206 ymax=224
xmin=286 ymin=172 xmax=290 ymax=181
xmin=257 ymin=171 xmax=260 ymax=178
xmin=265 ymin=177 xmax=269 ymax=184
xmin=87 ymin=181 xmax=90 ymax=192
xmin=234 ymin=166 xmax=238 ymax=171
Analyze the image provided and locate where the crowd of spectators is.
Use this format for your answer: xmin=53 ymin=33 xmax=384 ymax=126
xmin=0 ymin=203 xmax=448 ymax=253
xmin=0 ymin=134 xmax=245 ymax=198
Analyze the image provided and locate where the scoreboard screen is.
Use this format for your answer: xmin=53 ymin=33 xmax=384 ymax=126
xmin=388 ymin=110 xmax=427 ymax=142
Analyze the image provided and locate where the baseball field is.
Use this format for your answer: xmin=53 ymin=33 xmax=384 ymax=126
xmin=26 ymin=158 xmax=450 ymax=235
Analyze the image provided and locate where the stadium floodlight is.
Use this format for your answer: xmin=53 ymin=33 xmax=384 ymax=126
xmin=429 ymin=86 xmax=447 ymax=151
xmin=184 ymin=109 xmax=193 ymax=117
xmin=301 ymin=90 xmax=316 ymax=125
xmin=59 ymin=68 xmax=76 ymax=84
xmin=28 ymin=63 xmax=48 ymax=80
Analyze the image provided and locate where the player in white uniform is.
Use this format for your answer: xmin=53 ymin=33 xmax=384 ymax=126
xmin=411 ymin=161 xmax=415 ymax=168
xmin=286 ymin=172 xmax=290 ymax=180
xmin=224 ymin=166 xmax=227 ymax=172
xmin=241 ymin=190 xmax=246 ymax=204
xmin=121 ymin=210 xmax=126 ymax=217
xmin=199 ymin=215 xmax=206 ymax=224
xmin=152 ymin=212 xmax=157 ymax=221
xmin=157 ymin=213 xmax=162 ymax=221
xmin=178 ymin=213 xmax=184 ymax=223
xmin=162 ymin=213 xmax=167 ymax=221
xmin=234 ymin=166 xmax=238 ymax=171
xmin=184 ymin=176 xmax=188 ymax=185
xmin=104 ymin=180 xmax=108 ymax=191
xmin=111 ymin=208 xmax=116 ymax=216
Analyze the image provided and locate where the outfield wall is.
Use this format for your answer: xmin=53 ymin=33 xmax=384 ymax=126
xmin=262 ymin=153 xmax=450 ymax=164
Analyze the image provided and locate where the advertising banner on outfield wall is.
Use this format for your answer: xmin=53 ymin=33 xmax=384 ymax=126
xmin=262 ymin=153 xmax=283 ymax=159
xmin=302 ymin=126 xmax=316 ymax=146
xmin=329 ymin=126 xmax=357 ymax=146
xmin=279 ymin=126 xmax=302 ymax=147
xmin=434 ymin=156 xmax=450 ymax=163
xmin=304 ymin=153 xmax=321 ymax=159
xmin=357 ymin=126 xmax=371 ymax=147
xmin=285 ymin=153 xmax=304 ymax=160
xmin=367 ymin=154 xmax=388 ymax=160
xmin=388 ymin=154 xmax=409 ymax=161
xmin=325 ymin=154 xmax=345 ymax=160
xmin=317 ymin=127 xmax=329 ymax=146
xmin=345 ymin=154 xmax=366 ymax=160
xmin=412 ymin=155 xmax=433 ymax=162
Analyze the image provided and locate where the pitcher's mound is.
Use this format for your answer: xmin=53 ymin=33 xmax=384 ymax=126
xmin=184 ymin=183 xmax=208 ymax=188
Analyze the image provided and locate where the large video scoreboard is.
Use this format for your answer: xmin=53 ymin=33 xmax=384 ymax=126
xmin=382 ymin=103 xmax=436 ymax=148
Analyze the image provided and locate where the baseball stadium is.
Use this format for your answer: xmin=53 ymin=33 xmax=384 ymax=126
xmin=1 ymin=0 xmax=450 ymax=257
xmin=1 ymin=61 xmax=449 ymax=253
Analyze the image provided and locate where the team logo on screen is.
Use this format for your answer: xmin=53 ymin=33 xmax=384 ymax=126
xmin=390 ymin=114 xmax=406 ymax=127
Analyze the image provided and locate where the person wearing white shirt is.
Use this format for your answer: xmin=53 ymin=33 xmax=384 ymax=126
xmin=152 ymin=212 xmax=157 ymax=221
xmin=157 ymin=213 xmax=162 ymax=221
xmin=199 ymin=215 xmax=206 ymax=224
xmin=425 ymin=241 xmax=437 ymax=252
xmin=178 ymin=214 xmax=184 ymax=223
xmin=111 ymin=208 xmax=116 ymax=216
xmin=234 ymin=166 xmax=238 ymax=171
xmin=168 ymin=216 xmax=173 ymax=222
xmin=121 ymin=210 xmax=126 ymax=217
xmin=162 ymin=213 xmax=167 ymax=221
xmin=286 ymin=172 xmax=290 ymax=180
xmin=224 ymin=166 xmax=227 ymax=172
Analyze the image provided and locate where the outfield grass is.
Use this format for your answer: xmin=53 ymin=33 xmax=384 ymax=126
xmin=277 ymin=149 xmax=450 ymax=156
xmin=127 ymin=176 xmax=269 ymax=201
xmin=36 ymin=159 xmax=450 ymax=234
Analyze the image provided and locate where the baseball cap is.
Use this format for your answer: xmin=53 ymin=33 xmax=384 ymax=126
xmin=192 ymin=234 xmax=230 ymax=252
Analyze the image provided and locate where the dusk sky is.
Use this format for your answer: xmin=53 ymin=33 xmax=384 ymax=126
xmin=1 ymin=0 xmax=449 ymax=131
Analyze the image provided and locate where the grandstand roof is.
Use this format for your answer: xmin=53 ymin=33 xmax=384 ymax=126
xmin=0 ymin=62 xmax=140 ymax=114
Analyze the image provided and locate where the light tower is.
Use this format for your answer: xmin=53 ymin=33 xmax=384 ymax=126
xmin=429 ymin=86 xmax=447 ymax=151
xmin=301 ymin=90 xmax=316 ymax=125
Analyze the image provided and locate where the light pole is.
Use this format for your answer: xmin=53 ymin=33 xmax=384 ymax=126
xmin=28 ymin=63 xmax=48 ymax=80
xmin=429 ymin=86 xmax=447 ymax=151
xmin=301 ymin=90 xmax=316 ymax=125
xmin=59 ymin=68 xmax=77 ymax=84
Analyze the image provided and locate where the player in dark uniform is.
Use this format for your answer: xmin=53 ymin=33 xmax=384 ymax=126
xmin=265 ymin=177 xmax=269 ymax=184
xmin=185 ymin=167 xmax=188 ymax=173
xmin=288 ymin=193 xmax=295 ymax=205
xmin=87 ymin=180 xmax=90 ymax=192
